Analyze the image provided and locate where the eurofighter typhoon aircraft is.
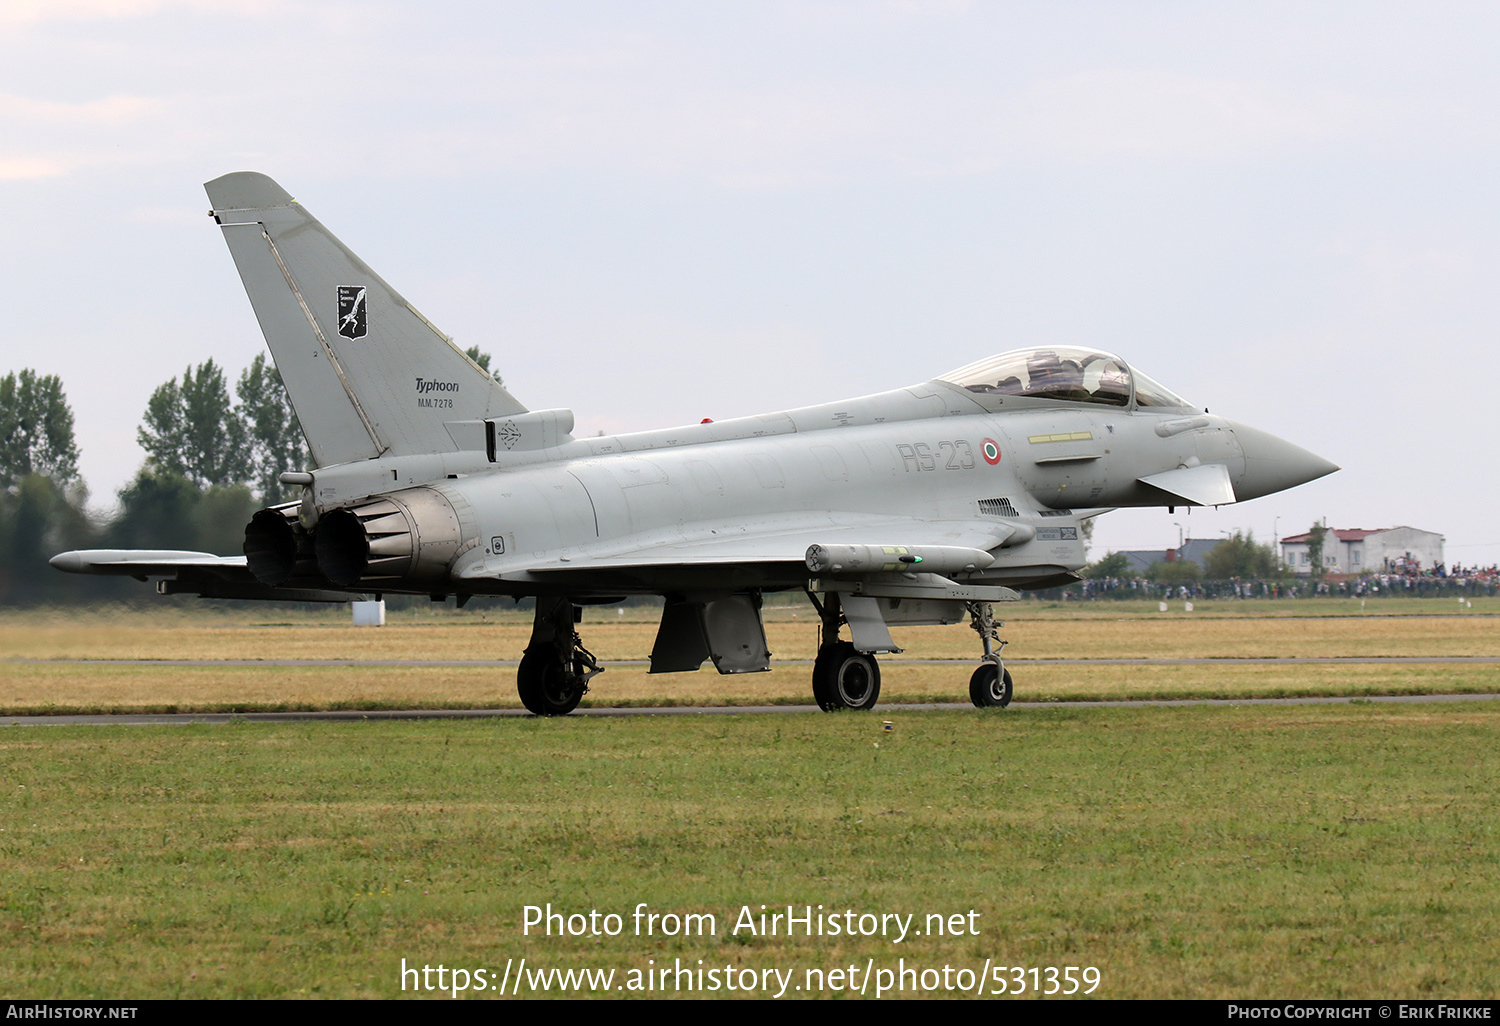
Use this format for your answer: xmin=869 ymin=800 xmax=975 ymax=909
xmin=52 ymin=173 xmax=1338 ymax=714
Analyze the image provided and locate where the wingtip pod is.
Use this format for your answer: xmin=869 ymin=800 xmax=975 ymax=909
xmin=48 ymin=551 xmax=83 ymax=573
xmin=205 ymin=171 xmax=295 ymax=213
xmin=49 ymin=549 xmax=225 ymax=575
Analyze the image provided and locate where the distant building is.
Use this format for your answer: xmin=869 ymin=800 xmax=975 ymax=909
xmin=1118 ymin=549 xmax=1170 ymax=575
xmin=1279 ymin=527 xmax=1445 ymax=576
xmin=1176 ymin=538 xmax=1221 ymax=569
xmin=1115 ymin=538 xmax=1218 ymax=575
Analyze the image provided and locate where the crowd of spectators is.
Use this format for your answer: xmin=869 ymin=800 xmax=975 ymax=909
xmin=1347 ymin=561 xmax=1499 ymax=596
xmin=1041 ymin=563 xmax=1500 ymax=602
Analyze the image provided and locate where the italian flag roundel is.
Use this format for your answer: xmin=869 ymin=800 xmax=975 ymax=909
xmin=982 ymin=439 xmax=1001 ymax=465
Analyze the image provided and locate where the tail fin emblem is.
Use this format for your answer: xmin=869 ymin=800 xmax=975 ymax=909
xmin=337 ymin=286 xmax=368 ymax=339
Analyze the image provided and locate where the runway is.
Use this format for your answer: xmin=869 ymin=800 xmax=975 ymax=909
xmin=4 ymin=692 xmax=1498 ymax=727
xmin=9 ymin=655 xmax=1500 ymax=667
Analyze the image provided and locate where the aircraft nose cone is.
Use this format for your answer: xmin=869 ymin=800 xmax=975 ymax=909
xmin=1228 ymin=422 xmax=1339 ymax=501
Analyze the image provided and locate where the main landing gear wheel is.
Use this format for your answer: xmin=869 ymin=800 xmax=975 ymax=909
xmin=813 ymin=641 xmax=881 ymax=711
xmin=969 ymin=662 xmax=1013 ymax=708
xmin=517 ymin=597 xmax=602 ymax=716
xmin=516 ymin=647 xmax=585 ymax=716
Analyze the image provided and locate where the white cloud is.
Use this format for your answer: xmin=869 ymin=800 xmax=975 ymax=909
xmin=0 ymin=155 xmax=69 ymax=180
xmin=0 ymin=0 xmax=169 ymax=23
xmin=982 ymin=68 xmax=1372 ymax=162
xmin=0 ymin=0 xmax=279 ymax=25
xmin=123 ymin=205 xmax=207 ymax=226
xmin=480 ymin=310 xmax=837 ymax=437
xmin=320 ymin=61 xmax=1390 ymax=183
xmin=0 ymin=93 xmax=164 ymax=178
xmin=0 ymin=10 xmax=1453 ymax=189
xmin=0 ymin=93 xmax=156 ymax=124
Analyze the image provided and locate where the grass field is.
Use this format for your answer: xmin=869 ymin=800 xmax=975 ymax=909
xmin=1 ymin=600 xmax=1495 ymax=999
xmin=1 ymin=704 xmax=1496 ymax=999
xmin=7 ymin=606 xmax=1500 ymax=662
xmin=0 ymin=602 xmax=1496 ymax=715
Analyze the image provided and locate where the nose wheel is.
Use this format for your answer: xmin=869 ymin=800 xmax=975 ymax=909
xmin=967 ymin=600 xmax=1013 ymax=709
xmin=968 ymin=662 xmax=1013 ymax=708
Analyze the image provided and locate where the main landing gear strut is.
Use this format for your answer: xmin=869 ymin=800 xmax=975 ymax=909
xmin=966 ymin=600 xmax=1012 ymax=708
xmin=517 ymin=597 xmax=604 ymax=716
xmin=805 ymin=590 xmax=881 ymax=711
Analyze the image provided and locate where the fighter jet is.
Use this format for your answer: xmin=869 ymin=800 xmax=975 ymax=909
xmin=51 ymin=173 xmax=1338 ymax=714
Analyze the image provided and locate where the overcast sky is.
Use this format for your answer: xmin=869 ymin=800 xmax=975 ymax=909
xmin=3 ymin=1 xmax=1496 ymax=566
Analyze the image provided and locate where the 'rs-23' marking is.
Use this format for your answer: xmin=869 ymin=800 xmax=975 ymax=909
xmin=897 ymin=440 xmax=975 ymax=472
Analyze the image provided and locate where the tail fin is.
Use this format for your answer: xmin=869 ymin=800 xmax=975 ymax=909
xmin=205 ymin=172 xmax=527 ymax=467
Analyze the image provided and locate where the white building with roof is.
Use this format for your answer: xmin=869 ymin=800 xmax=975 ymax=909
xmin=1280 ymin=527 xmax=1444 ymax=576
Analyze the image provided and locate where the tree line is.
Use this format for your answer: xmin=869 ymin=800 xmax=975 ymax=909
xmin=1085 ymin=530 xmax=1287 ymax=585
xmin=1 ymin=357 xmax=307 ymax=604
xmin=2 ymin=347 xmax=501 ymax=605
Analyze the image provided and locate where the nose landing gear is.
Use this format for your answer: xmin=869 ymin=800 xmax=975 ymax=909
xmin=966 ymin=600 xmax=1012 ymax=708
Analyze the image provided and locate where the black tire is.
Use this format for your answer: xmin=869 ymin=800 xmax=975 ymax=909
xmin=969 ymin=662 xmax=1013 ymax=708
xmin=516 ymin=648 xmax=548 ymax=715
xmin=811 ymin=646 xmax=837 ymax=710
xmin=812 ymin=642 xmax=881 ymax=711
xmin=517 ymin=648 xmax=583 ymax=716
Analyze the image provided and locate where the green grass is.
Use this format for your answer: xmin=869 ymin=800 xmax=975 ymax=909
xmin=2 ymin=703 xmax=1496 ymax=998
xmin=5 ymin=603 xmax=1497 ymax=717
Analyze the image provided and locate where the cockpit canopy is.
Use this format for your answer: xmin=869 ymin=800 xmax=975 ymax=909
xmin=938 ymin=346 xmax=1192 ymax=409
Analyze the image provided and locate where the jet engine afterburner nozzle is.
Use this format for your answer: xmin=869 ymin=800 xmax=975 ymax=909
xmin=243 ymin=501 xmax=319 ymax=587
xmin=312 ymin=488 xmax=470 ymax=590
xmin=314 ymin=507 xmax=372 ymax=587
xmin=244 ymin=506 xmax=297 ymax=585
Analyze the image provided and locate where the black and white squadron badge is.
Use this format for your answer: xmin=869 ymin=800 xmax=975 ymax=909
xmin=337 ymin=286 xmax=368 ymax=339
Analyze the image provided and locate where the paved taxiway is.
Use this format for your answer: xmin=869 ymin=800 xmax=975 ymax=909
xmin=4 ymin=692 xmax=1497 ymax=727
xmin=11 ymin=656 xmax=1500 ymax=667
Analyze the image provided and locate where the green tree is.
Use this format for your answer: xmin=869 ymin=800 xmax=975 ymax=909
xmin=0 ymin=473 xmax=95 ymax=604
xmin=194 ymin=482 xmax=259 ymax=555
xmin=237 ymin=353 xmax=310 ymax=503
xmin=108 ymin=469 xmax=255 ymax=556
xmin=1146 ymin=559 xmax=1201 ymax=585
xmin=1086 ymin=551 xmax=1132 ymax=578
xmin=464 ymin=345 xmax=505 ymax=385
xmin=1203 ymin=530 xmax=1282 ymax=579
xmin=0 ymin=370 xmax=80 ymax=488
xmin=137 ymin=360 xmax=250 ymax=488
xmin=108 ymin=471 xmax=202 ymax=550
xmin=1306 ymin=523 xmax=1327 ymax=581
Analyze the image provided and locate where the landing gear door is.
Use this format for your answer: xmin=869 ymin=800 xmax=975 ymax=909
xmin=702 ymin=595 xmax=772 ymax=674
xmin=649 ymin=600 xmax=712 ymax=673
xmin=649 ymin=594 xmax=772 ymax=675
xmin=841 ymin=594 xmax=901 ymax=655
